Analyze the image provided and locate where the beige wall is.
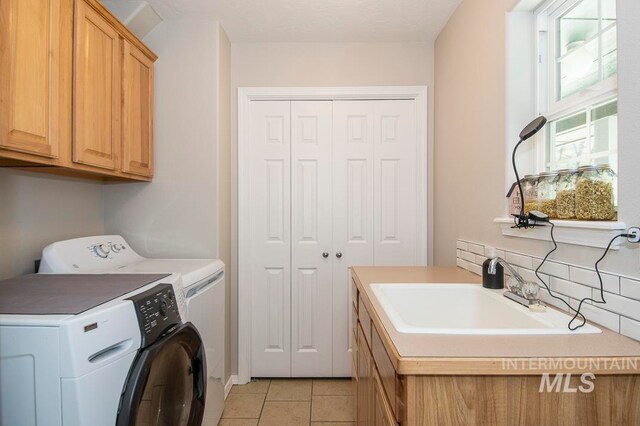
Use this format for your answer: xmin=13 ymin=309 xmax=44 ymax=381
xmin=104 ymin=19 xmax=233 ymax=384
xmin=216 ymin=25 xmax=233 ymax=384
xmin=434 ymin=0 xmax=640 ymax=278
xmin=230 ymin=41 xmax=435 ymax=376
xmin=0 ymin=170 xmax=104 ymax=279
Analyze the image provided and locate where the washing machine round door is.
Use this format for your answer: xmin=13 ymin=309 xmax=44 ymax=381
xmin=116 ymin=322 xmax=206 ymax=426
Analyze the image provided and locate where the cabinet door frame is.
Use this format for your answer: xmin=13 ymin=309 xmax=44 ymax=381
xmin=122 ymin=39 xmax=154 ymax=177
xmin=72 ymin=0 xmax=121 ymax=170
xmin=237 ymin=86 xmax=429 ymax=384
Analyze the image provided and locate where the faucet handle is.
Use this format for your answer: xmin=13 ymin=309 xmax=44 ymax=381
xmin=522 ymin=281 xmax=540 ymax=301
xmin=506 ymin=276 xmax=524 ymax=296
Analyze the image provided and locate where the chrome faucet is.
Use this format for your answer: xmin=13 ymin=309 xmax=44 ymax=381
xmin=487 ymin=257 xmax=531 ymax=306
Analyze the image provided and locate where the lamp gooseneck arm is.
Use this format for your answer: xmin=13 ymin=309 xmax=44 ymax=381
xmin=512 ymin=138 xmax=527 ymax=227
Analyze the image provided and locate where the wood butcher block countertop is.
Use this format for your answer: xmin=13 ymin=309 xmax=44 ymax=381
xmin=351 ymin=266 xmax=640 ymax=375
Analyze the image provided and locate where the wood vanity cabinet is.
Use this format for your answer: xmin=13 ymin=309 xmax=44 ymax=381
xmin=353 ymin=283 xmax=399 ymax=426
xmin=0 ymin=0 xmax=156 ymax=180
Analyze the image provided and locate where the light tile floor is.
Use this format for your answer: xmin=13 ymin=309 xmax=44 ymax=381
xmin=219 ymin=379 xmax=354 ymax=426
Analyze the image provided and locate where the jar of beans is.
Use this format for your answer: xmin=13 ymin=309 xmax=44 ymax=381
xmin=575 ymin=165 xmax=617 ymax=220
xmin=522 ymin=175 xmax=539 ymax=214
xmin=537 ymin=172 xmax=559 ymax=218
xmin=555 ymin=169 xmax=577 ymax=219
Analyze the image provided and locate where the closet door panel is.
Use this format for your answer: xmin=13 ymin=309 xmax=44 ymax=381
xmin=250 ymin=101 xmax=292 ymax=377
xmin=374 ymin=100 xmax=418 ymax=265
xmin=332 ymin=101 xmax=376 ymax=376
xmin=291 ymin=101 xmax=334 ymax=376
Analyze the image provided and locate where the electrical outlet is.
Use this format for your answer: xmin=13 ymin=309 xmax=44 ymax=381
xmin=627 ymin=227 xmax=640 ymax=243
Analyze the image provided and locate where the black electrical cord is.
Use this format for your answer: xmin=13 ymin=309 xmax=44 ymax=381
xmin=533 ymin=221 xmax=586 ymax=326
xmin=567 ymin=233 xmax=629 ymax=330
xmin=534 ymin=224 xmax=630 ymax=330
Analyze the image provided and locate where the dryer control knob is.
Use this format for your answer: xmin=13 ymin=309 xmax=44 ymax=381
xmin=159 ymin=299 xmax=168 ymax=317
xmin=93 ymin=244 xmax=110 ymax=258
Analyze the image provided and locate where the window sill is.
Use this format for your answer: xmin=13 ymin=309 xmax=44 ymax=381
xmin=494 ymin=218 xmax=627 ymax=249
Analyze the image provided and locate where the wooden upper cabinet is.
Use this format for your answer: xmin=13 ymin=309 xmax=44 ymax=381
xmin=1 ymin=0 xmax=156 ymax=180
xmin=73 ymin=0 xmax=121 ymax=170
xmin=0 ymin=0 xmax=72 ymax=161
xmin=122 ymin=40 xmax=153 ymax=177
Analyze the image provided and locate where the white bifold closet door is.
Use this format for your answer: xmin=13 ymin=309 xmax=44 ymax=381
xmin=290 ymin=101 xmax=333 ymax=376
xmin=250 ymin=101 xmax=292 ymax=377
xmin=250 ymin=99 xmax=418 ymax=378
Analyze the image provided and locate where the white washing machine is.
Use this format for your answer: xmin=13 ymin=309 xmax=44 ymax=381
xmin=39 ymin=235 xmax=225 ymax=426
xmin=0 ymin=273 xmax=206 ymax=426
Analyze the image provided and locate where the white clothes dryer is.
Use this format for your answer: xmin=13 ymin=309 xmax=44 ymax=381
xmin=0 ymin=273 xmax=205 ymax=426
xmin=39 ymin=236 xmax=225 ymax=425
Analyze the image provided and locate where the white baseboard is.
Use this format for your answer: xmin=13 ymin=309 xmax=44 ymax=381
xmin=224 ymin=375 xmax=239 ymax=399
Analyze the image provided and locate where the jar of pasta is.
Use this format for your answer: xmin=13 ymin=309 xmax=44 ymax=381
xmin=537 ymin=172 xmax=558 ymax=218
xmin=555 ymin=169 xmax=577 ymax=219
xmin=575 ymin=165 xmax=617 ymax=220
xmin=522 ymin=175 xmax=539 ymax=214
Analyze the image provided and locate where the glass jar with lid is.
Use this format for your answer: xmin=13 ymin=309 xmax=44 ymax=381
xmin=537 ymin=171 xmax=559 ymax=219
xmin=522 ymin=174 xmax=539 ymax=214
xmin=555 ymin=169 xmax=577 ymax=219
xmin=575 ymin=165 xmax=617 ymax=220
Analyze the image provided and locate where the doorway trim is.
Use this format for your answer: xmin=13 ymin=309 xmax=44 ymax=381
xmin=237 ymin=86 xmax=429 ymax=384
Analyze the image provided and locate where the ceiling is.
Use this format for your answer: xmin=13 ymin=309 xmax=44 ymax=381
xmin=106 ymin=0 xmax=462 ymax=42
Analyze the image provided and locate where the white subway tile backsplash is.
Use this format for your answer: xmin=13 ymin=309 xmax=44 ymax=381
xmin=456 ymin=241 xmax=468 ymax=251
xmin=620 ymin=277 xmax=640 ymax=301
xmin=505 ymin=252 xmax=533 ymax=269
xmin=516 ymin=267 xmax=549 ymax=285
xmin=550 ymin=277 xmax=592 ymax=300
xmin=468 ymin=262 xmax=482 ymax=276
xmin=460 ymin=251 xmax=476 ymax=263
xmin=531 ymin=259 xmax=570 ymax=280
xmin=454 ymin=238 xmax=640 ymax=341
xmin=467 ymin=243 xmax=485 ymax=255
xmin=569 ymin=300 xmax=620 ymax=332
xmin=537 ymin=289 xmax=570 ymax=312
xmin=474 ymin=254 xmax=486 ymax=265
xmin=570 ymin=266 xmax=619 ymax=294
xmin=620 ymin=317 xmax=640 ymax=341
xmin=596 ymin=291 xmax=640 ymax=321
xmin=456 ymin=258 xmax=469 ymax=270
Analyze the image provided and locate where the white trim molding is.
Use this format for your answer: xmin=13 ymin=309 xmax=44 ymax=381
xmin=237 ymin=86 xmax=429 ymax=384
xmin=224 ymin=375 xmax=238 ymax=399
xmin=494 ymin=218 xmax=627 ymax=249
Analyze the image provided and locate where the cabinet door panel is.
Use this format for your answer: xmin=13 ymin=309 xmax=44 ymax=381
xmin=373 ymin=371 xmax=397 ymax=426
xmin=357 ymin=325 xmax=372 ymax=426
xmin=73 ymin=0 xmax=120 ymax=170
xmin=0 ymin=0 xmax=71 ymax=159
xmin=291 ymin=101 xmax=333 ymax=376
xmin=122 ymin=40 xmax=153 ymax=177
xmin=250 ymin=101 xmax=292 ymax=377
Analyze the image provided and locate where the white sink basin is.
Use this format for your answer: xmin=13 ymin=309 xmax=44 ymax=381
xmin=370 ymin=283 xmax=601 ymax=335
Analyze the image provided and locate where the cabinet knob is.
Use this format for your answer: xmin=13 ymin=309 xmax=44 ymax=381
xmin=322 ymin=252 xmax=329 ymax=258
xmin=336 ymin=252 xmax=343 ymax=259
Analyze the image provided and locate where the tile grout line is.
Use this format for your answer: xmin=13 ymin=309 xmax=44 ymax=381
xmin=259 ymin=379 xmax=272 ymax=422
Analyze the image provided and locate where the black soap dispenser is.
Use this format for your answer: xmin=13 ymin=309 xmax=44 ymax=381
xmin=482 ymin=247 xmax=504 ymax=289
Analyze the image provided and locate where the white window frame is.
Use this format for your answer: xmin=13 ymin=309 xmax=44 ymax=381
xmin=496 ymin=0 xmax=626 ymax=246
xmin=534 ymin=0 xmax=618 ymax=173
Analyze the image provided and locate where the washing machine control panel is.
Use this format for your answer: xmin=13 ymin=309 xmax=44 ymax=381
xmin=128 ymin=284 xmax=181 ymax=348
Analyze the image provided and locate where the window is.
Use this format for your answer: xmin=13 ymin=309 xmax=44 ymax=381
xmin=536 ymin=0 xmax=617 ymax=173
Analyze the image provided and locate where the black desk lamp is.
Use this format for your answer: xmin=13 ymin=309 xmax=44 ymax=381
xmin=512 ymin=116 xmax=547 ymax=228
